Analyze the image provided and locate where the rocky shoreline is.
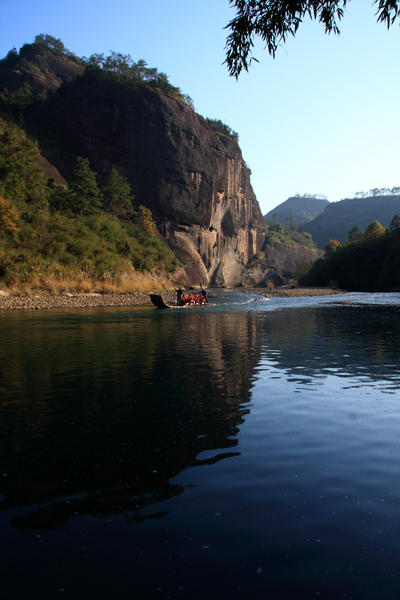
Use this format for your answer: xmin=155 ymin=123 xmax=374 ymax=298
xmin=0 ymin=287 xmax=344 ymax=310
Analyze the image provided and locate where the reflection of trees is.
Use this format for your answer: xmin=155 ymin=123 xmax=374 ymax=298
xmin=259 ymin=306 xmax=400 ymax=385
xmin=0 ymin=308 xmax=263 ymax=530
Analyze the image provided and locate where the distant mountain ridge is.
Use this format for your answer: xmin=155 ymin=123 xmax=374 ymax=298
xmin=299 ymin=195 xmax=400 ymax=249
xmin=264 ymin=195 xmax=329 ymax=225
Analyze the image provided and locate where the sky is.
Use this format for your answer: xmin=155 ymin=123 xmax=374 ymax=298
xmin=0 ymin=0 xmax=399 ymax=215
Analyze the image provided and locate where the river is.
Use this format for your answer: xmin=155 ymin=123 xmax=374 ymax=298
xmin=1 ymin=291 xmax=400 ymax=599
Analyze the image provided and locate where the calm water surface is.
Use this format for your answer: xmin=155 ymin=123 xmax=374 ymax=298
xmin=1 ymin=291 xmax=400 ymax=599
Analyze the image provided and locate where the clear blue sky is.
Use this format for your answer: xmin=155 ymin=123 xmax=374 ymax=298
xmin=1 ymin=0 xmax=399 ymax=215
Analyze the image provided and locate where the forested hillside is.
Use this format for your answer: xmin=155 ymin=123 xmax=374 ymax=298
xmin=298 ymin=216 xmax=400 ymax=292
xmin=264 ymin=194 xmax=329 ymax=226
xmin=0 ymin=34 xmax=268 ymax=291
xmin=299 ymin=191 xmax=400 ymax=249
xmin=0 ymin=122 xmax=178 ymax=293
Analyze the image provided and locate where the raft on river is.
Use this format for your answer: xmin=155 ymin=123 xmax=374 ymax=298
xmin=149 ymin=294 xmax=209 ymax=309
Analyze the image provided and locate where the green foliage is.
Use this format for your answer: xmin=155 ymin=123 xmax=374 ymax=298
xmin=0 ymin=208 xmax=177 ymax=285
xmin=33 ymin=34 xmax=66 ymax=55
xmin=0 ymin=47 xmax=19 ymax=70
xmin=82 ymin=52 xmax=194 ymax=107
xmin=0 ymin=125 xmax=49 ymax=207
xmin=364 ymin=220 xmax=386 ymax=240
xmin=264 ymin=213 xmax=317 ymax=250
xmin=102 ymin=168 xmax=134 ymax=216
xmin=325 ymin=239 xmax=341 ymax=253
xmin=17 ymin=34 xmax=84 ymax=65
xmin=263 ymin=225 xmax=317 ymax=250
xmin=0 ymin=82 xmax=34 ymax=110
xmin=0 ymin=124 xmax=177 ymax=285
xmin=389 ymin=214 xmax=400 ymax=231
xmin=205 ymin=118 xmax=238 ymax=141
xmin=69 ymin=157 xmax=103 ymax=216
xmin=0 ymin=196 xmax=21 ymax=238
xmin=347 ymin=225 xmax=363 ymax=243
xmin=299 ymin=194 xmax=400 ymax=249
xmin=264 ymin=196 xmax=329 ymax=226
xmin=294 ymin=260 xmax=314 ymax=281
xmin=299 ymin=216 xmax=400 ymax=291
xmin=47 ymin=180 xmax=71 ymax=212
xmin=225 ymin=0 xmax=400 ymax=77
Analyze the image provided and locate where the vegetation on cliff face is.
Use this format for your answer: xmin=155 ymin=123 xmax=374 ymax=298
xmin=81 ymin=51 xmax=194 ymax=108
xmin=298 ymin=216 xmax=400 ymax=291
xmin=263 ymin=215 xmax=318 ymax=251
xmin=0 ymin=123 xmax=178 ymax=293
xmin=204 ymin=118 xmax=239 ymax=142
xmin=0 ymin=34 xmax=195 ymax=124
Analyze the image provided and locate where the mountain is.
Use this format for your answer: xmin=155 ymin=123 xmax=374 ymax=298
xmin=299 ymin=195 xmax=400 ymax=249
xmin=26 ymin=73 xmax=268 ymax=285
xmin=264 ymin=195 xmax=329 ymax=225
xmin=1 ymin=37 xmax=321 ymax=287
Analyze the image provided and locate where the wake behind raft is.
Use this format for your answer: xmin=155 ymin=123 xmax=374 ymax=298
xmin=149 ymin=294 xmax=210 ymax=309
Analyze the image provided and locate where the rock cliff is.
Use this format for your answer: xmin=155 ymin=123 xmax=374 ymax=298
xmin=28 ymin=76 xmax=267 ymax=285
xmin=244 ymin=242 xmax=321 ymax=287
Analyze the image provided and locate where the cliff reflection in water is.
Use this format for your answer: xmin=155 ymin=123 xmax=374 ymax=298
xmin=1 ymin=302 xmax=399 ymax=532
xmin=0 ymin=308 xmax=262 ymax=530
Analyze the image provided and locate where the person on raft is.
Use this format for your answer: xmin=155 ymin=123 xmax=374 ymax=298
xmin=199 ymin=288 xmax=208 ymax=303
xmin=180 ymin=291 xmax=206 ymax=306
xmin=176 ymin=288 xmax=183 ymax=306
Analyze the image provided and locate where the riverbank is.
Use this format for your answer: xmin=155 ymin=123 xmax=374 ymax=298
xmin=262 ymin=286 xmax=345 ymax=298
xmin=0 ymin=287 xmax=344 ymax=310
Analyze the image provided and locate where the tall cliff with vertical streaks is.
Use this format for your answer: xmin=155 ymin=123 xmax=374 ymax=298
xmin=28 ymin=76 xmax=267 ymax=285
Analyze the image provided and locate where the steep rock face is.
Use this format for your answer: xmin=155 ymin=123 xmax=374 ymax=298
xmin=244 ymin=243 xmax=321 ymax=287
xmin=29 ymin=77 xmax=266 ymax=285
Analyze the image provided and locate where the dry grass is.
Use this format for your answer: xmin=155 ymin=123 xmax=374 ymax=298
xmin=6 ymin=271 xmax=173 ymax=296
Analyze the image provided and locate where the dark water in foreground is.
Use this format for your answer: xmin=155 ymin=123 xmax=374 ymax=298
xmin=1 ymin=291 xmax=400 ymax=599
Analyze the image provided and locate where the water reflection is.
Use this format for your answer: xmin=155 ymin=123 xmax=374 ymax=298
xmin=257 ymin=305 xmax=400 ymax=389
xmin=2 ymin=299 xmax=400 ymax=598
xmin=0 ymin=308 xmax=263 ymax=529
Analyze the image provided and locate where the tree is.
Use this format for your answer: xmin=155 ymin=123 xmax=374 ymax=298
xmin=0 ymin=125 xmax=49 ymax=206
xmin=205 ymin=118 xmax=239 ymax=141
xmin=47 ymin=179 xmax=72 ymax=212
xmin=34 ymin=34 xmax=66 ymax=55
xmin=69 ymin=157 xmax=103 ymax=217
xmin=364 ymin=220 xmax=386 ymax=240
xmin=0 ymin=196 xmax=20 ymax=237
xmin=325 ymin=239 xmax=341 ymax=253
xmin=102 ymin=168 xmax=134 ymax=216
xmin=225 ymin=0 xmax=400 ymax=77
xmin=389 ymin=214 xmax=400 ymax=231
xmin=347 ymin=225 xmax=363 ymax=243
xmin=134 ymin=206 xmax=157 ymax=235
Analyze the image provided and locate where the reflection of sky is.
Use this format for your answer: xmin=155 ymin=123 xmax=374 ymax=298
xmin=250 ymin=298 xmax=400 ymax=390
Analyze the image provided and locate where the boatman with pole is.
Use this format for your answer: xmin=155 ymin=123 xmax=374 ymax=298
xmin=199 ymin=287 xmax=208 ymax=303
xmin=176 ymin=287 xmax=183 ymax=306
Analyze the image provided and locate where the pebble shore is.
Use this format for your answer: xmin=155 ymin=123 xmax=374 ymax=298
xmin=0 ymin=287 xmax=343 ymax=310
xmin=0 ymin=290 xmax=177 ymax=310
